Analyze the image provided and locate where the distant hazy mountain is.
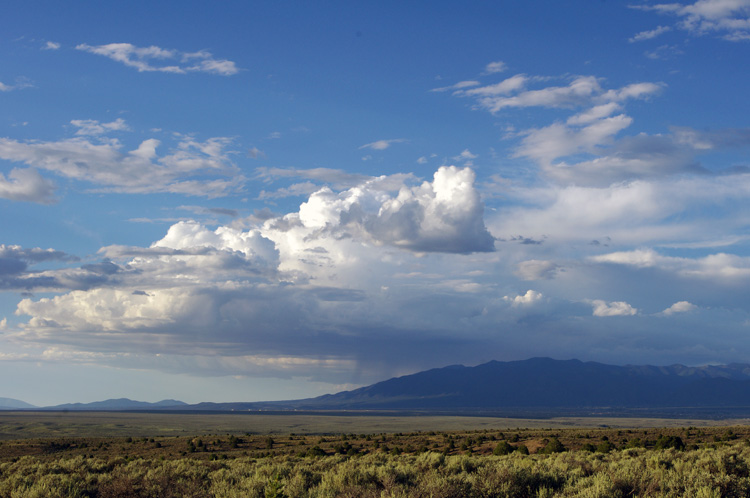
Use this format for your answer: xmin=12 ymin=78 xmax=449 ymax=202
xmin=228 ymin=358 xmax=750 ymax=414
xmin=45 ymin=398 xmax=187 ymax=411
xmin=0 ymin=397 xmax=36 ymax=409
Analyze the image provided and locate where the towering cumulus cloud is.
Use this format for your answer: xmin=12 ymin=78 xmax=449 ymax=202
xmin=295 ymin=166 xmax=494 ymax=254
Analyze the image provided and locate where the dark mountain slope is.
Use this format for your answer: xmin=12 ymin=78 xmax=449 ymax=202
xmin=280 ymin=357 xmax=750 ymax=410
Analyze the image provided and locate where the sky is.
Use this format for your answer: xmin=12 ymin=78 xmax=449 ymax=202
xmin=2 ymin=0 xmax=750 ymax=406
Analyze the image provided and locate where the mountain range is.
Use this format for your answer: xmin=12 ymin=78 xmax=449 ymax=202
xmin=4 ymin=358 xmax=750 ymax=417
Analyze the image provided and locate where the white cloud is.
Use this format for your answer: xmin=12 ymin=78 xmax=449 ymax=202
xmin=0 ymin=168 xmax=56 ymax=204
xmin=282 ymin=165 xmax=494 ymax=254
xmin=0 ymin=318 xmax=6 ymax=330
xmin=591 ymin=249 xmax=663 ymax=268
xmin=629 ymin=25 xmax=672 ymax=42
xmin=76 ymin=43 xmax=239 ymax=75
xmin=70 ymin=118 xmax=130 ymax=136
xmin=451 ymin=73 xmax=673 ymax=186
xmin=453 ymin=149 xmax=478 ymax=161
xmin=461 ymin=74 xmax=529 ymax=101
xmin=566 ymin=103 xmax=622 ymax=125
xmin=517 ymin=114 xmax=634 ymax=168
xmin=661 ymin=301 xmax=698 ymax=315
xmin=43 ymin=41 xmax=61 ymax=50
xmin=450 ymin=72 xmax=665 ymax=185
xmin=589 ymin=299 xmax=638 ymax=317
xmin=430 ymin=80 xmax=481 ymax=92
xmin=0 ymin=134 xmax=243 ymax=197
xmin=359 ymin=139 xmax=409 ymax=150
xmin=484 ymin=61 xmax=507 ymax=74
xmin=635 ymin=0 xmax=750 ymax=41
xmin=503 ymin=289 xmax=543 ymax=307
xmin=490 ymin=171 xmax=750 ymax=250
xmin=466 ymin=75 xmax=604 ymax=113
xmin=0 ymin=78 xmax=33 ymax=92
xmin=10 ymin=208 xmax=494 ymax=380
xmin=591 ymin=249 xmax=750 ymax=280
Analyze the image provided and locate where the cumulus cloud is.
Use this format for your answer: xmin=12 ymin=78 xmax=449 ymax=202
xmin=8 ymin=165 xmax=496 ymax=377
xmin=359 ymin=139 xmax=409 ymax=150
xmin=0 ymin=167 xmax=56 ymax=204
xmin=661 ymin=301 xmax=698 ymax=315
xmin=634 ymin=0 xmax=750 ymax=41
xmin=503 ymin=289 xmax=543 ymax=307
xmin=453 ymin=149 xmax=478 ymax=161
xmin=0 ymin=134 xmax=243 ymax=197
xmin=43 ymin=41 xmax=61 ymax=50
xmin=286 ymin=165 xmax=494 ymax=253
xmin=76 ymin=43 xmax=239 ymax=75
xmin=589 ymin=299 xmax=638 ymax=317
xmin=10 ymin=212 xmax=486 ymax=380
xmin=484 ymin=61 xmax=507 ymax=74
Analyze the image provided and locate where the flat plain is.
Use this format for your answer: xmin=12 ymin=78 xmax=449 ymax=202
xmin=2 ymin=411 xmax=750 ymax=440
xmin=2 ymin=412 xmax=750 ymax=497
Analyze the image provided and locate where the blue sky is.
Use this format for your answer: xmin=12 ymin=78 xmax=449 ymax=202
xmin=2 ymin=0 xmax=750 ymax=405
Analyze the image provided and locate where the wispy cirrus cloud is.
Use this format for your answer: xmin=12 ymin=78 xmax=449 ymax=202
xmin=255 ymin=166 xmax=418 ymax=199
xmin=70 ymin=118 xmax=130 ymax=136
xmin=629 ymin=25 xmax=672 ymax=42
xmin=430 ymin=80 xmax=481 ymax=93
xmin=0 ymin=78 xmax=33 ymax=92
xmin=359 ymin=138 xmax=409 ymax=150
xmin=76 ymin=43 xmax=239 ymax=75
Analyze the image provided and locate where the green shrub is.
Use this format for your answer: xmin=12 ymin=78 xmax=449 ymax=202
xmin=538 ymin=437 xmax=566 ymax=454
xmin=493 ymin=441 xmax=515 ymax=455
